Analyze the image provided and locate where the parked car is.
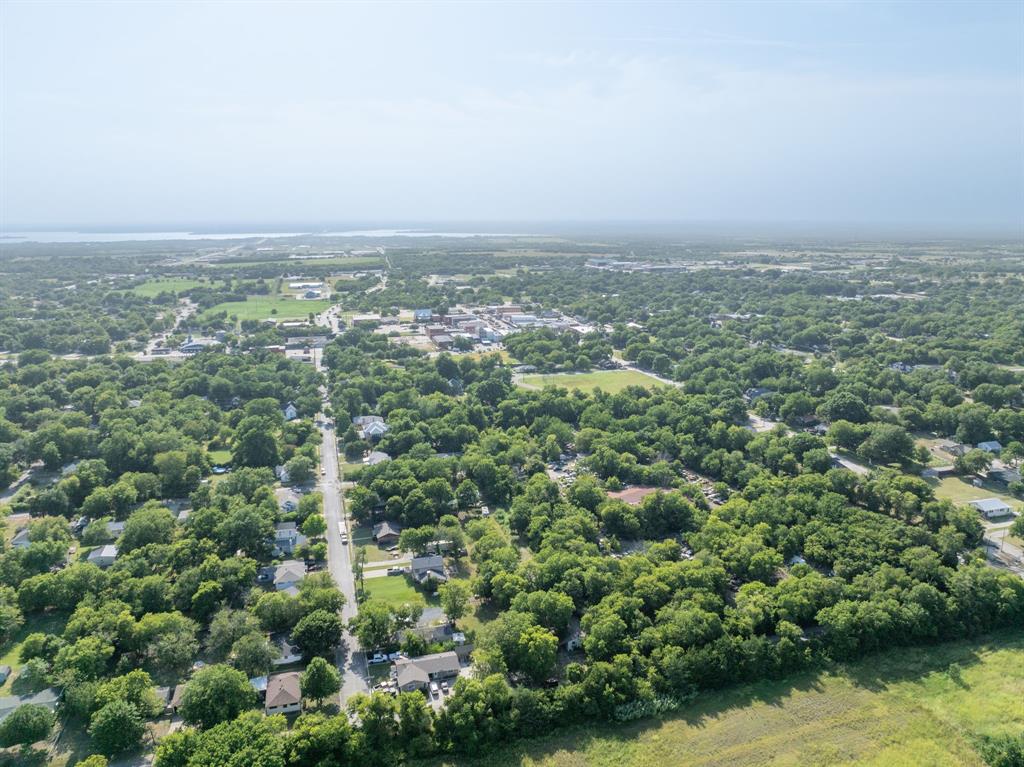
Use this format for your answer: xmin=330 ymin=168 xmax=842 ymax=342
xmin=340 ymin=533 xmax=349 ymax=544
xmin=429 ymin=681 xmax=440 ymax=697
xmin=386 ymin=567 xmax=406 ymax=576
xmin=367 ymin=653 xmax=388 ymax=665
xmin=440 ymin=680 xmax=449 ymax=693
xmin=387 ymin=652 xmax=403 ymax=661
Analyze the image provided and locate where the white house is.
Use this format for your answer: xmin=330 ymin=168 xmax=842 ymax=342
xmin=361 ymin=421 xmax=389 ymax=441
xmin=264 ymin=672 xmax=302 ymax=715
xmin=274 ymin=560 xmax=306 ymax=591
xmin=969 ymin=498 xmax=1013 ymax=519
xmin=282 ymin=402 xmax=299 ymax=421
xmin=272 ymin=523 xmax=307 ymax=556
xmin=87 ymin=544 xmax=118 ymax=568
xmin=977 ymin=440 xmax=1003 ymax=454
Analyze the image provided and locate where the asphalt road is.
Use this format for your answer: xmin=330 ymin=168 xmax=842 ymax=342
xmin=315 ymin=346 xmax=368 ymax=703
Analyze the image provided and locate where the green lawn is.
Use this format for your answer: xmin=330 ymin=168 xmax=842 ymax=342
xmin=518 ymin=369 xmax=665 ymax=394
xmin=926 ymin=475 xmax=1022 ymax=512
xmin=427 ymin=631 xmax=1024 ymax=767
xmin=352 ymin=523 xmax=391 ymax=563
xmin=199 ymin=296 xmax=334 ymax=322
xmin=363 ymin=576 xmax=437 ymax=610
xmin=130 ymin=278 xmax=210 ymax=297
xmin=207 ymin=449 xmax=232 ymax=465
xmin=0 ymin=612 xmax=69 ymax=695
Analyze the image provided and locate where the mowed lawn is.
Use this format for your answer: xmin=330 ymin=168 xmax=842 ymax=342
xmin=199 ymin=296 xmax=334 ymax=322
xmin=427 ymin=631 xmax=1024 ymax=767
xmin=926 ymin=475 xmax=1022 ymax=513
xmin=130 ymin=278 xmax=210 ymax=296
xmin=364 ymin=575 xmax=437 ymax=610
xmin=518 ymin=369 xmax=664 ymax=394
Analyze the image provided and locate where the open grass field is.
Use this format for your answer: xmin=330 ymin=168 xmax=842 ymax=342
xmin=199 ymin=295 xmax=334 ymax=322
xmin=518 ymin=369 xmax=664 ymax=394
xmin=364 ymin=575 xmax=437 ymax=610
xmin=130 ymin=277 xmax=210 ymax=296
xmin=926 ymin=475 xmax=1022 ymax=512
xmin=206 ymin=256 xmax=384 ymax=270
xmin=426 ymin=631 xmax=1024 ymax=767
xmin=206 ymin=449 xmax=232 ymax=465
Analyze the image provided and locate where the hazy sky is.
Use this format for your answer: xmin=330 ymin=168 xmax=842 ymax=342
xmin=2 ymin=1 xmax=1022 ymax=233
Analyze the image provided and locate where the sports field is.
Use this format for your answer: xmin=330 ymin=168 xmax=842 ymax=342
xmin=428 ymin=631 xmax=1024 ymax=767
xmin=199 ymin=295 xmax=334 ymax=322
xmin=518 ymin=369 xmax=665 ymax=394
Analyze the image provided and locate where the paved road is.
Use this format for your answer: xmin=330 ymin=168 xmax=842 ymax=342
xmin=314 ymin=345 xmax=368 ymax=703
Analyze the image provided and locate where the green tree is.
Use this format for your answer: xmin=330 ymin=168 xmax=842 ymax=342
xmin=438 ymin=581 xmax=470 ymax=625
xmin=285 ymin=455 xmax=315 ymax=485
xmin=300 ymin=656 xmax=341 ymax=707
xmin=349 ymin=600 xmax=396 ymax=650
xmin=89 ymin=699 xmax=145 ymax=756
xmin=179 ymin=664 xmax=257 ymax=729
xmin=0 ymin=703 xmax=53 ymax=747
xmin=229 ymin=633 xmax=276 ymax=679
xmin=292 ymin=609 xmax=343 ymax=660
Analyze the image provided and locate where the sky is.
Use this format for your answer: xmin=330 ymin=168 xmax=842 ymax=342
xmin=1 ymin=1 xmax=1022 ymax=234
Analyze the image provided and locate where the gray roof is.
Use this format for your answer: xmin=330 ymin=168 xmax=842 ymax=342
xmin=970 ymin=498 xmax=1011 ymax=512
xmin=394 ymin=651 xmax=460 ymax=688
xmin=411 ymin=554 xmax=444 ymax=574
xmin=373 ymin=521 xmax=402 ymax=539
xmin=265 ymin=672 xmax=301 ymax=708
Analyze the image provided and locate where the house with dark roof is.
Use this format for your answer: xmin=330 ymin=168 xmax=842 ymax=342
xmin=372 ymin=521 xmax=402 ymax=546
xmin=394 ymin=651 xmax=461 ymax=692
xmin=410 ymin=554 xmax=447 ymax=585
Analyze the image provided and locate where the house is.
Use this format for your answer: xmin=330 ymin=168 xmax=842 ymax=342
xmin=394 ymin=651 xmax=461 ymax=693
xmin=937 ymin=440 xmax=969 ymax=458
xmin=372 ymin=521 xmax=402 ymax=546
xmin=743 ymin=387 xmax=775 ymax=403
xmin=87 ymin=544 xmax=118 ymax=568
xmin=272 ymin=522 xmax=308 ymax=556
xmin=265 ymin=672 xmax=302 ymax=715
xmin=167 ymin=684 xmax=186 ymax=715
xmin=988 ymin=466 xmax=1022 ymax=487
xmin=432 ymin=334 xmax=454 ymax=350
xmin=0 ymin=688 xmax=61 ymax=722
xmin=275 ymin=465 xmax=291 ymax=484
xmin=922 ymin=465 xmax=957 ymax=479
xmin=977 ymin=440 xmax=1003 ymax=454
xmin=361 ymin=421 xmax=389 ymax=441
xmin=283 ymin=402 xmax=299 ymax=421
xmin=969 ymin=498 xmax=1013 ymax=519
xmin=106 ymin=520 xmax=126 ymax=538
xmin=410 ymin=554 xmax=447 ymax=585
xmin=274 ymin=560 xmax=307 ymax=591
xmin=271 ymin=634 xmax=303 ymax=666
xmin=353 ymin=415 xmax=384 ymax=426
xmin=888 ymin=362 xmax=914 ymax=374
xmin=10 ymin=528 xmax=31 ymax=549
xmin=364 ymin=450 xmax=391 ymax=466
xmin=413 ymin=309 xmax=434 ymax=323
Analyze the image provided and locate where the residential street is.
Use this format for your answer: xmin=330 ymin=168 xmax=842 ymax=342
xmin=314 ymin=345 xmax=368 ymax=703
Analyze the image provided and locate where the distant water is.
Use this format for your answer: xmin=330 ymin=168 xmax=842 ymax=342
xmin=2 ymin=229 xmax=535 ymax=244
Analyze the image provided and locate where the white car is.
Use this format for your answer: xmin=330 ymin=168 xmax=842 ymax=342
xmin=368 ymin=653 xmax=388 ymax=665
xmin=340 ymin=533 xmax=349 ymax=544
xmin=429 ymin=681 xmax=440 ymax=696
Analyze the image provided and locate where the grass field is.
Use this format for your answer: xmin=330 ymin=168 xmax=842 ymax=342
xmin=364 ymin=575 xmax=437 ymax=610
xmin=926 ymin=475 xmax=1021 ymax=512
xmin=206 ymin=449 xmax=232 ymax=465
xmin=427 ymin=631 xmax=1024 ymax=767
xmin=206 ymin=256 xmax=384 ymax=270
xmin=130 ymin=278 xmax=210 ymax=296
xmin=199 ymin=296 xmax=334 ymax=322
xmin=518 ymin=369 xmax=664 ymax=394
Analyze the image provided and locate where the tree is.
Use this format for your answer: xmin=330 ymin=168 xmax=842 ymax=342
xmin=349 ymin=600 xmax=396 ymax=651
xmin=232 ymin=417 xmax=280 ymax=468
xmin=120 ymin=504 xmax=176 ymax=552
xmin=285 ymin=455 xmax=315 ymax=485
xmin=230 ymin=633 xmax=276 ymax=678
xmin=858 ymin=424 xmax=915 ymax=465
xmin=0 ymin=703 xmax=53 ymax=747
xmin=206 ymin=608 xmax=260 ymax=660
xmin=94 ymin=669 xmax=163 ymax=718
xmin=300 ymin=514 xmax=326 ymax=538
xmin=513 ymin=625 xmax=558 ymax=683
xmin=183 ymin=711 xmax=286 ymax=767
xmin=300 ymin=656 xmax=341 ymax=706
xmin=78 ymin=756 xmax=110 ymax=767
xmin=438 ymin=581 xmax=470 ymax=625
xmin=285 ymin=712 xmax=354 ymax=766
xmin=454 ymin=479 xmax=479 ymax=510
xmin=292 ymin=609 xmax=343 ymax=660
xmin=955 ymin=448 xmax=994 ymax=476
xmin=89 ymin=699 xmax=145 ymax=756
xmin=180 ymin=664 xmax=257 ymax=729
